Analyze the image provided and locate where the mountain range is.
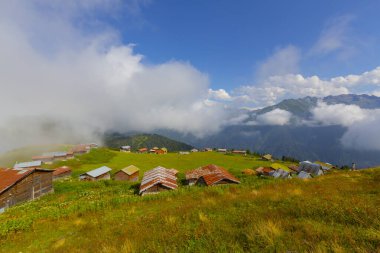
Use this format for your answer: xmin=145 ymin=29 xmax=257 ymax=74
xmin=157 ymin=94 xmax=380 ymax=168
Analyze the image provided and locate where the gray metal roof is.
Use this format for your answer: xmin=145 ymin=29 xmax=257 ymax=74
xmin=298 ymin=171 xmax=312 ymax=179
xmin=83 ymin=166 xmax=112 ymax=178
xmin=14 ymin=160 xmax=42 ymax=169
xmin=42 ymin=152 xmax=67 ymax=157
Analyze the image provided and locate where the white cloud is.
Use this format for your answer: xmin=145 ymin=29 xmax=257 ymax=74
xmin=341 ymin=115 xmax=380 ymax=151
xmin=233 ymin=66 xmax=380 ymax=108
xmin=311 ymin=102 xmax=368 ymax=126
xmin=0 ymin=0 xmax=228 ymax=152
xmin=249 ymin=109 xmax=292 ymax=126
xmin=310 ymin=15 xmax=355 ymax=58
xmin=256 ymin=45 xmax=301 ymax=80
xmin=208 ymin=89 xmax=232 ymax=101
xmin=310 ymin=102 xmax=380 ymax=151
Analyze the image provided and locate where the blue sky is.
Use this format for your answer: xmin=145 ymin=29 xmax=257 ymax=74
xmin=104 ymin=0 xmax=380 ymax=90
xmin=1 ymin=0 xmax=380 ymax=149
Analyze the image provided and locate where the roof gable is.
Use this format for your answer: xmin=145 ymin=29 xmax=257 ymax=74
xmin=139 ymin=166 xmax=178 ymax=194
xmin=120 ymin=165 xmax=140 ymax=175
xmin=83 ymin=166 xmax=112 ymax=178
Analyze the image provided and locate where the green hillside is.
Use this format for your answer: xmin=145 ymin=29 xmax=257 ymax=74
xmin=104 ymin=133 xmax=193 ymax=151
xmin=0 ymin=149 xmax=379 ymax=252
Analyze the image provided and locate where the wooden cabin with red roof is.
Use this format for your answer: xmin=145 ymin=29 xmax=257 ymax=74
xmin=0 ymin=168 xmax=53 ymax=212
xmin=138 ymin=148 xmax=148 ymax=153
xmin=185 ymin=164 xmax=240 ymax=186
xmin=53 ymin=166 xmax=72 ymax=180
xmin=139 ymin=167 xmax=178 ymax=195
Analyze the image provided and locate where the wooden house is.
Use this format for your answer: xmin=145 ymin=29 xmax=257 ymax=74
xmin=299 ymin=161 xmax=324 ymax=176
xmin=53 ymin=166 xmax=72 ymax=180
xmin=185 ymin=164 xmax=240 ymax=186
xmin=0 ymin=168 xmax=53 ymax=212
xmin=155 ymin=149 xmax=165 ymax=155
xmin=32 ymin=155 xmax=54 ymax=164
xmin=42 ymin=152 xmax=68 ymax=162
xmin=71 ymin=144 xmax=89 ymax=155
xmin=79 ymin=166 xmax=112 ymax=181
xmin=120 ymin=146 xmax=131 ymax=152
xmin=139 ymin=167 xmax=178 ymax=196
xmin=114 ymin=165 xmax=139 ymax=182
xmin=14 ymin=161 xmax=42 ymax=170
xmin=255 ymin=167 xmax=275 ymax=176
xmin=66 ymin=151 xmax=74 ymax=159
xmin=138 ymin=148 xmax=148 ymax=153
xmin=261 ymin=154 xmax=273 ymax=161
xmin=217 ymin=148 xmax=227 ymax=153
xmin=232 ymin=150 xmax=247 ymax=155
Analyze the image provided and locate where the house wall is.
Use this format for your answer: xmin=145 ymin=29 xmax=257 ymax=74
xmin=142 ymin=184 xmax=170 ymax=195
xmin=114 ymin=171 xmax=139 ymax=182
xmin=95 ymin=173 xmax=111 ymax=181
xmin=0 ymin=171 xmax=53 ymax=210
xmin=187 ymin=179 xmax=197 ymax=186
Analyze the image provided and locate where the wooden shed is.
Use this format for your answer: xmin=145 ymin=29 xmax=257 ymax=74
xmin=114 ymin=165 xmax=139 ymax=182
xmin=139 ymin=167 xmax=178 ymax=196
xmin=32 ymin=155 xmax=54 ymax=164
xmin=120 ymin=146 xmax=131 ymax=152
xmin=232 ymin=150 xmax=247 ymax=155
xmin=79 ymin=166 xmax=112 ymax=181
xmin=53 ymin=166 xmax=72 ymax=181
xmin=261 ymin=154 xmax=273 ymax=161
xmin=185 ymin=164 xmax=240 ymax=186
xmin=0 ymin=168 xmax=53 ymax=212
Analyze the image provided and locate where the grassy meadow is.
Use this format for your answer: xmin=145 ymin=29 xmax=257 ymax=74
xmin=0 ymin=149 xmax=379 ymax=252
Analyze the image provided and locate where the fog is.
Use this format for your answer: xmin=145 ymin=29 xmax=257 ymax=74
xmin=0 ymin=1 xmax=228 ymax=152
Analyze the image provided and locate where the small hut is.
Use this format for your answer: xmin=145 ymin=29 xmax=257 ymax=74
xmin=120 ymin=146 xmax=131 ymax=152
xmin=261 ymin=154 xmax=273 ymax=161
xmin=255 ymin=167 xmax=275 ymax=176
xmin=53 ymin=166 xmax=72 ymax=180
xmin=185 ymin=164 xmax=240 ymax=186
xmin=232 ymin=150 xmax=247 ymax=155
xmin=79 ymin=166 xmax=112 ymax=181
xmin=114 ymin=165 xmax=140 ymax=182
xmin=0 ymin=168 xmax=53 ymax=212
xmin=139 ymin=167 xmax=178 ymax=195
xmin=138 ymin=148 xmax=148 ymax=153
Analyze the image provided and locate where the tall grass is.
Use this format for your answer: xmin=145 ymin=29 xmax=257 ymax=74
xmin=0 ymin=169 xmax=379 ymax=252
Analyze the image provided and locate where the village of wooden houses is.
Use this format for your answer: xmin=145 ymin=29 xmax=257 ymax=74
xmin=0 ymin=143 xmax=336 ymax=213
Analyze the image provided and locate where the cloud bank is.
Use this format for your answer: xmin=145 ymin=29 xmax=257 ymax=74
xmin=0 ymin=0 xmax=228 ymax=152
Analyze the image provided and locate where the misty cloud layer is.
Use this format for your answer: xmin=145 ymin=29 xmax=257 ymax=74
xmin=0 ymin=1 xmax=229 ymax=152
xmin=1 ymin=1 xmax=380 ymax=154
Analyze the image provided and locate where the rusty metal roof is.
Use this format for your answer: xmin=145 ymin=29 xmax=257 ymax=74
xmin=200 ymin=172 xmax=240 ymax=186
xmin=139 ymin=166 xmax=178 ymax=194
xmin=0 ymin=168 xmax=53 ymax=194
xmin=186 ymin=164 xmax=240 ymax=185
xmin=255 ymin=167 xmax=275 ymax=175
xmin=53 ymin=166 xmax=72 ymax=176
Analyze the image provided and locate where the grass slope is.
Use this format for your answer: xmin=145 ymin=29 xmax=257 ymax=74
xmin=0 ymin=150 xmax=379 ymax=252
xmin=104 ymin=133 xmax=193 ymax=151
